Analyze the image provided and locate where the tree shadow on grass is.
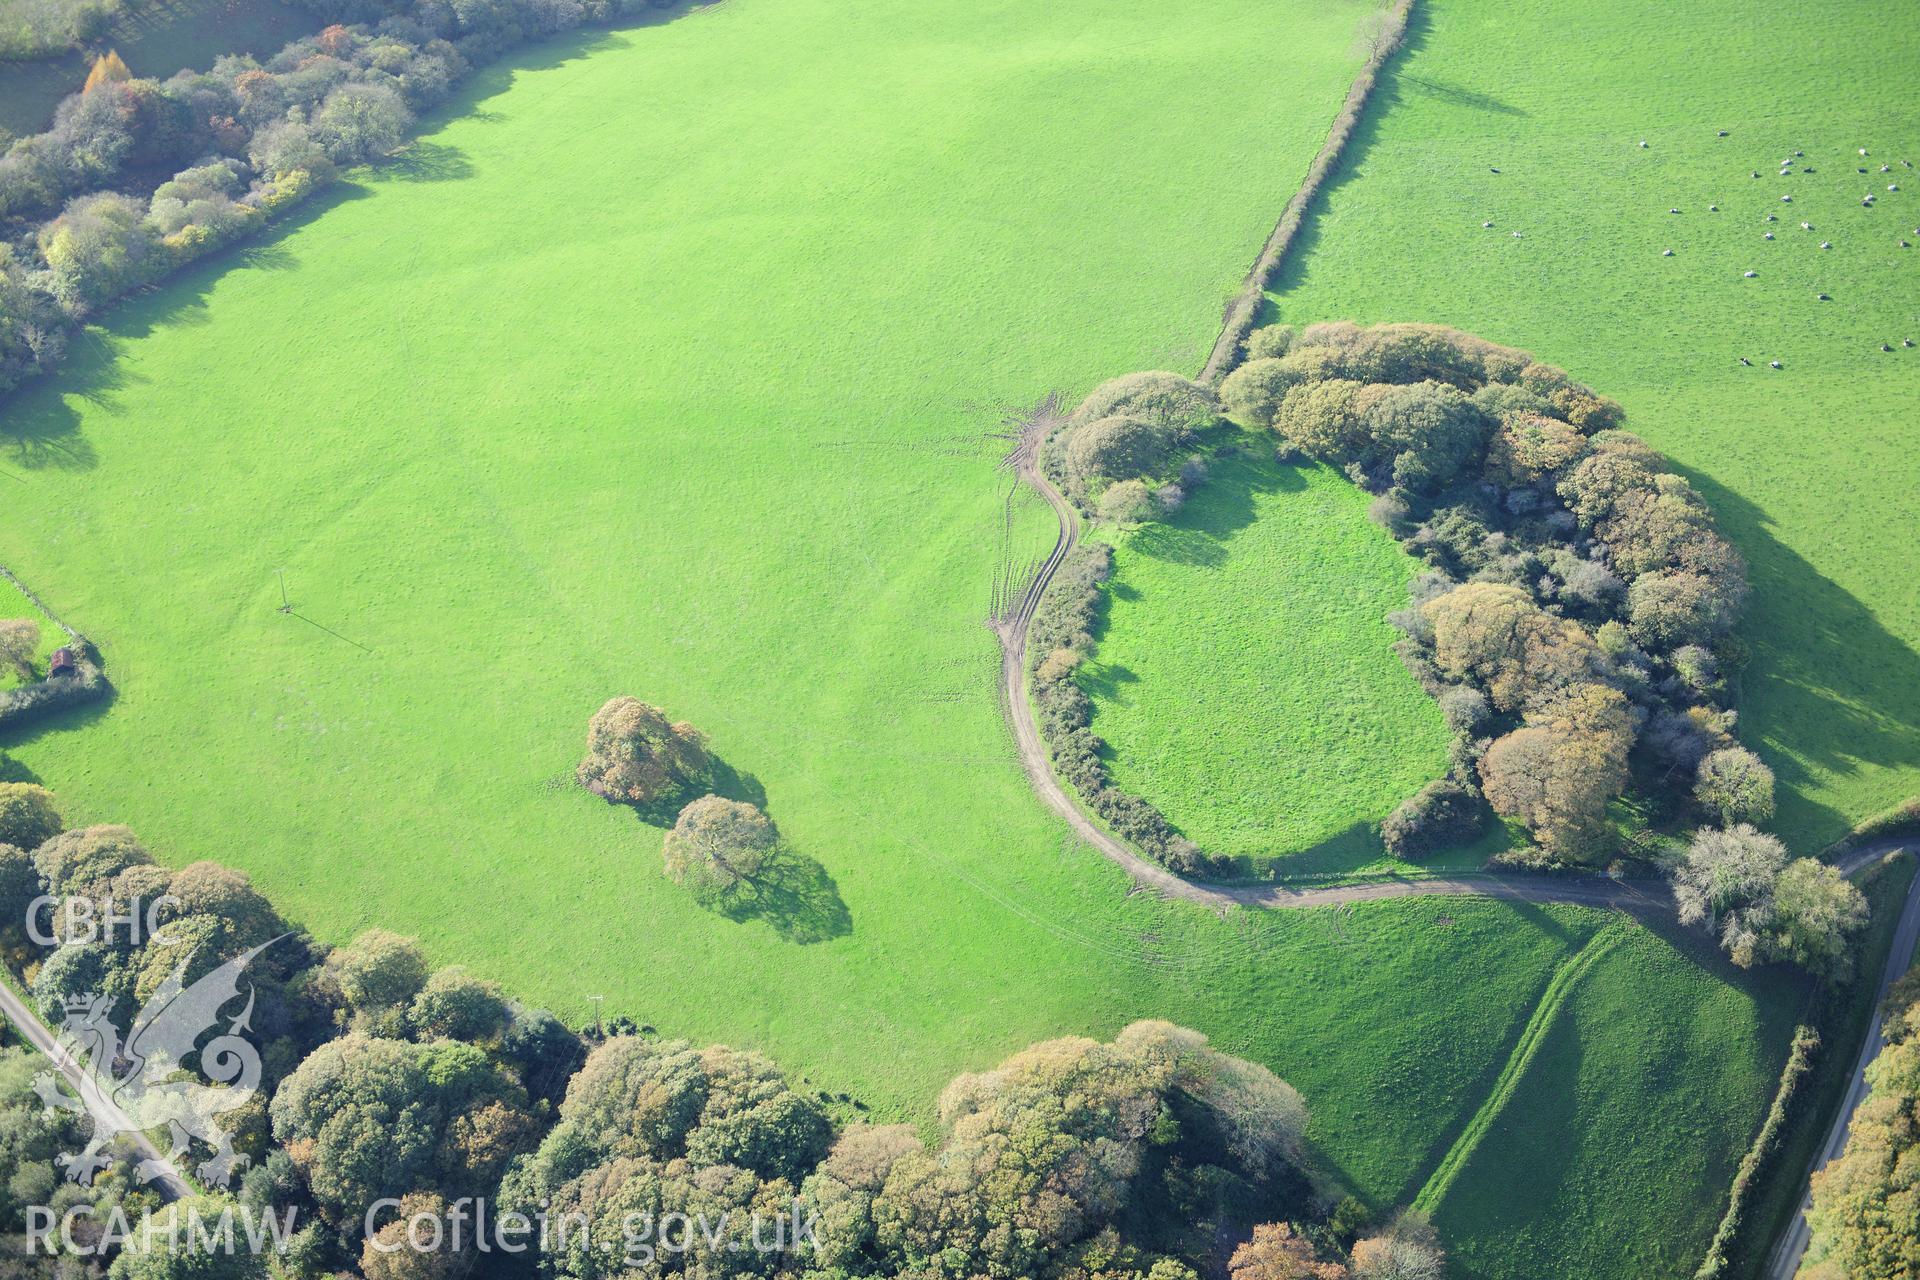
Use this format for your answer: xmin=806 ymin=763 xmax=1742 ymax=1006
xmin=1673 ymin=469 xmax=1920 ymax=848
xmin=1075 ymin=661 xmax=1137 ymax=703
xmin=624 ymin=753 xmax=767 ymax=826
xmin=0 ymin=678 xmax=118 ymax=757
xmin=385 ymin=140 xmax=474 ymax=184
xmin=706 ymin=845 xmax=853 ymax=946
xmin=0 ymin=754 xmax=41 ymax=784
xmin=1396 ymin=73 xmax=1528 ymax=118
xmin=1 ymin=182 xmax=367 ymax=475
xmin=1128 ymin=449 xmax=1304 ymax=569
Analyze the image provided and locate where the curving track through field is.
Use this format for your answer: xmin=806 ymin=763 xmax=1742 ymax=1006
xmin=991 ymin=407 xmax=1919 ymax=1273
xmin=991 ymin=414 xmax=1910 ymax=914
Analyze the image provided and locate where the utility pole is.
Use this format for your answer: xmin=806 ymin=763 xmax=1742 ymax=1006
xmin=586 ymin=994 xmax=605 ymax=1038
xmin=276 ymin=570 xmax=292 ymax=615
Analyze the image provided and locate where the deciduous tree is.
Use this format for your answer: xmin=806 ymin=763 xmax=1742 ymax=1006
xmin=0 ymin=782 xmax=60 ymax=850
xmin=1693 ymin=747 xmax=1776 ymax=825
xmin=1422 ymin=583 xmax=1606 ymax=712
xmin=0 ymin=620 xmax=38 ymax=680
xmin=1766 ymin=859 xmax=1867 ymax=978
xmin=1478 ymin=684 xmax=1632 ymax=860
xmin=1671 ymin=824 xmax=1786 ymax=967
xmin=1227 ymin=1222 xmax=1347 ymax=1279
xmin=578 ymin=697 xmax=712 ymax=807
xmin=661 ymin=796 xmax=776 ymax=905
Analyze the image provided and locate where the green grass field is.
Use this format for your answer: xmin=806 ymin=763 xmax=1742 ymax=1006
xmin=1428 ymin=919 xmax=1802 ymax=1280
xmin=1081 ymin=451 xmax=1451 ymax=871
xmin=1274 ymin=0 xmax=1920 ymax=854
xmin=0 ymin=0 xmax=1843 ymax=1270
xmin=0 ymin=0 xmax=318 ymax=137
xmin=1428 ymin=858 xmax=1917 ymax=1280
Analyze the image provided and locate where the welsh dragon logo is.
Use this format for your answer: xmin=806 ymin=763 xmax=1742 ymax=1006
xmin=34 ymin=936 xmax=286 ymax=1189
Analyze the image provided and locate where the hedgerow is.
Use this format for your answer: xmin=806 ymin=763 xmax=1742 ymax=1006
xmin=1027 ymin=542 xmax=1220 ymax=876
xmin=0 ymin=0 xmax=686 ymax=401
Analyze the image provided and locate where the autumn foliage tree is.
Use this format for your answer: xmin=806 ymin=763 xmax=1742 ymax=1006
xmin=81 ymin=50 xmax=131 ymax=94
xmin=1802 ymin=964 xmax=1920 ymax=1280
xmin=269 ymin=1034 xmax=536 ymax=1226
xmin=1478 ymin=683 xmax=1633 ymax=861
xmin=0 ymin=619 xmax=38 ymax=680
xmin=1422 ymin=583 xmax=1606 ymax=714
xmin=0 ymin=782 xmax=61 ymax=850
xmin=577 ymin=697 xmax=712 ymax=807
xmin=1348 ymin=1213 xmax=1446 ymax=1280
xmin=661 ymin=796 xmax=777 ymax=905
xmin=868 ymin=1020 xmax=1310 ymax=1279
xmin=1671 ymin=825 xmax=1866 ymax=973
xmin=1693 ymin=746 xmax=1776 ymax=825
xmin=1228 ymin=1222 xmax=1347 ymax=1279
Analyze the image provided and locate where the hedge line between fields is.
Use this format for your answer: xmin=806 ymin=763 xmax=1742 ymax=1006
xmin=1199 ymin=0 xmax=1417 ymax=385
xmin=1821 ymin=795 xmax=1920 ymax=861
xmin=1692 ymin=1022 xmax=1820 ymax=1280
xmin=0 ymin=655 xmax=107 ymax=729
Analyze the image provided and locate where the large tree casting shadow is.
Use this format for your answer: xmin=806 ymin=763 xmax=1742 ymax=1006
xmin=702 ymin=844 xmax=852 ymax=946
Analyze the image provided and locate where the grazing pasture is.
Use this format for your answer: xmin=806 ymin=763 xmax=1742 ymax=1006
xmin=1080 ymin=451 xmax=1451 ymax=872
xmin=0 ymin=0 xmax=1840 ymax=1270
xmin=1274 ymin=0 xmax=1920 ymax=852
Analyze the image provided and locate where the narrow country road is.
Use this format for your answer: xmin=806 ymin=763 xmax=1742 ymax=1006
xmin=1765 ymin=863 xmax=1920 ymax=1280
xmin=0 ymin=979 xmax=193 ymax=1202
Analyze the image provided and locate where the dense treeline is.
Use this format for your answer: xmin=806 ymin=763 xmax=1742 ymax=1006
xmin=1215 ymin=321 xmax=1757 ymax=867
xmin=0 ymin=0 xmax=682 ymax=401
xmin=0 ymin=778 xmax=1419 ymax=1278
xmin=1029 ymin=372 xmax=1231 ymax=875
xmin=1042 ymin=371 xmax=1219 ymax=529
xmin=1801 ymin=960 xmax=1920 ymax=1279
xmin=1041 ymin=323 xmax=1866 ymax=973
